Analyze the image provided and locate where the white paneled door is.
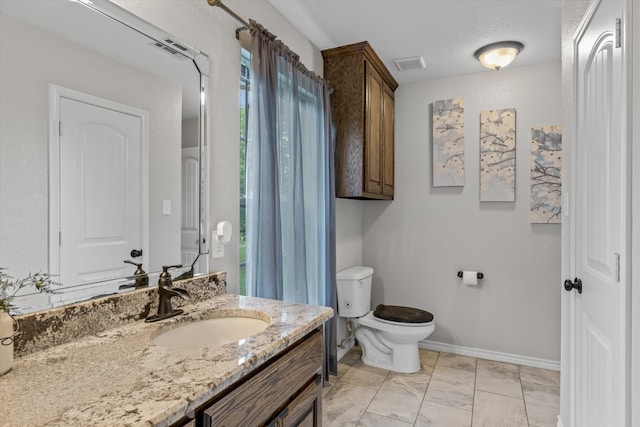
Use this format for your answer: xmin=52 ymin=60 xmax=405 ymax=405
xmin=58 ymin=95 xmax=146 ymax=289
xmin=571 ymin=0 xmax=629 ymax=426
xmin=181 ymin=146 xmax=200 ymax=267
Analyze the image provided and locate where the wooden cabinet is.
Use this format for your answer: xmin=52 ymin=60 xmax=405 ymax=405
xmin=323 ymin=41 xmax=398 ymax=200
xmin=181 ymin=329 xmax=322 ymax=427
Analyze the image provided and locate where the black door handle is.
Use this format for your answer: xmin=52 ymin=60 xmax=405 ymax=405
xmin=564 ymin=278 xmax=582 ymax=294
xmin=130 ymin=249 xmax=143 ymax=258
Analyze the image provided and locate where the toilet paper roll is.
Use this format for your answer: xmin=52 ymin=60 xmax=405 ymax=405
xmin=462 ymin=271 xmax=478 ymax=286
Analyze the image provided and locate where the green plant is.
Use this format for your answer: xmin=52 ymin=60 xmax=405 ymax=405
xmin=0 ymin=269 xmax=59 ymax=312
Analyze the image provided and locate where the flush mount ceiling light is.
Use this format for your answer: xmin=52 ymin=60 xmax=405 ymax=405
xmin=474 ymin=41 xmax=524 ymax=71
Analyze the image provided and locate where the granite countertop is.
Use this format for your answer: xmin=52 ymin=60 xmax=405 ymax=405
xmin=0 ymin=294 xmax=333 ymax=426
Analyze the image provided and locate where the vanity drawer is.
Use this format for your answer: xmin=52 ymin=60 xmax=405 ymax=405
xmin=201 ymin=329 xmax=323 ymax=427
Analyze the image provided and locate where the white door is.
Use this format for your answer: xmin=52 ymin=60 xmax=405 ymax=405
xmin=58 ymin=96 xmax=146 ymax=288
xmin=571 ymin=0 xmax=628 ymax=425
xmin=181 ymin=146 xmax=200 ymax=266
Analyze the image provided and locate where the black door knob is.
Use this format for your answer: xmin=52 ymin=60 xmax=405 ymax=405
xmin=130 ymin=249 xmax=143 ymax=258
xmin=564 ymin=278 xmax=582 ymax=294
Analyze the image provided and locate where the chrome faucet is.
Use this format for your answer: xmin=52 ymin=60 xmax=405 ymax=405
xmin=145 ymin=264 xmax=190 ymax=322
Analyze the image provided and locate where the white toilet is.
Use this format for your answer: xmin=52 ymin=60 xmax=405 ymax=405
xmin=336 ymin=266 xmax=435 ymax=373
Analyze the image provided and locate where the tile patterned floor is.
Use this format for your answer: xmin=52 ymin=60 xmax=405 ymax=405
xmin=323 ymin=347 xmax=560 ymax=427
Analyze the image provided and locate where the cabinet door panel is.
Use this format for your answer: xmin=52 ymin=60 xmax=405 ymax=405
xmin=282 ymin=375 xmax=322 ymax=427
xmin=201 ymin=331 xmax=322 ymax=427
xmin=365 ymin=62 xmax=383 ymax=194
xmin=382 ymin=85 xmax=394 ymax=196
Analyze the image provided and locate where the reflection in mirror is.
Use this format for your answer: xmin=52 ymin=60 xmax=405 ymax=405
xmin=0 ymin=0 xmax=210 ymax=313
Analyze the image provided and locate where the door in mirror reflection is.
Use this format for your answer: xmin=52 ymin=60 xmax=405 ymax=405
xmin=55 ymin=89 xmax=149 ymax=295
xmin=181 ymin=146 xmax=200 ymax=265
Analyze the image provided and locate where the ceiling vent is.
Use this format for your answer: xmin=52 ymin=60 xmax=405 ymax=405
xmin=393 ymin=56 xmax=426 ymax=71
xmin=150 ymin=38 xmax=189 ymax=60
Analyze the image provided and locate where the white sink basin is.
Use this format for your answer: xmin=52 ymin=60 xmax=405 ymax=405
xmin=152 ymin=310 xmax=270 ymax=350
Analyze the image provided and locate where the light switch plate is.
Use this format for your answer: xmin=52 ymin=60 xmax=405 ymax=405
xmin=162 ymin=200 xmax=171 ymax=215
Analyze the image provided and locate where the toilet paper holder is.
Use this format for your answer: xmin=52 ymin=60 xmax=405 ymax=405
xmin=457 ymin=271 xmax=484 ymax=279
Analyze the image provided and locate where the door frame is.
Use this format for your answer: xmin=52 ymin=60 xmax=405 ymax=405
xmin=566 ymin=0 xmax=632 ymax=425
xmin=48 ymin=84 xmax=150 ymax=285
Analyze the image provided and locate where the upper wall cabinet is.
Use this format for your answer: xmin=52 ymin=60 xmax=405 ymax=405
xmin=323 ymin=41 xmax=398 ymax=200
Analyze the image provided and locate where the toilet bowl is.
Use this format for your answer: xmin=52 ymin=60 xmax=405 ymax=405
xmin=336 ymin=266 xmax=435 ymax=373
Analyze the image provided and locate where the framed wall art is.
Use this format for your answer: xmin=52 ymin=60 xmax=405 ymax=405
xmin=480 ymin=108 xmax=516 ymax=202
xmin=530 ymin=125 xmax=562 ymax=223
xmin=432 ymin=98 xmax=464 ymax=187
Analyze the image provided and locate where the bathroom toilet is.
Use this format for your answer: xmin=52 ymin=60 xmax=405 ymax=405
xmin=336 ymin=266 xmax=435 ymax=373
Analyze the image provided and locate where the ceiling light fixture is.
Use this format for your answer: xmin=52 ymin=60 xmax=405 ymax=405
xmin=474 ymin=41 xmax=524 ymax=71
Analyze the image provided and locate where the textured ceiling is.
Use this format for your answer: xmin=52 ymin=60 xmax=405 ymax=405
xmin=267 ymin=0 xmax=563 ymax=84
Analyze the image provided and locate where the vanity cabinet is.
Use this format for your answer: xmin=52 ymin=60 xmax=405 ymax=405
xmin=322 ymin=41 xmax=398 ymax=200
xmin=177 ymin=329 xmax=322 ymax=427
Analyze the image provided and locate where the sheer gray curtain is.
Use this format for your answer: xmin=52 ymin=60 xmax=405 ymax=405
xmin=245 ymin=21 xmax=337 ymax=377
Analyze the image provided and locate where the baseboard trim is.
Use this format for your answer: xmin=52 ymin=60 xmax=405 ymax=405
xmin=337 ymin=336 xmax=355 ymax=361
xmin=419 ymin=339 xmax=560 ymax=371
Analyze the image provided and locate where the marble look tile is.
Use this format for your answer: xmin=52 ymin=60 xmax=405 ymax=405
xmin=341 ymin=360 xmax=389 ymax=389
xmin=423 ymin=366 xmax=475 ymax=411
xmin=522 ymin=381 xmax=560 ymax=427
xmin=415 ymin=401 xmax=472 ymax=427
xmin=323 ymin=381 xmax=378 ymax=427
xmin=357 ymin=412 xmax=413 ymax=426
xmin=475 ymin=358 xmax=523 ymax=399
xmin=322 ymin=384 xmax=334 ymax=398
xmin=337 ymin=361 xmax=351 ymax=379
xmin=472 ymin=390 xmax=528 ymax=427
xmin=419 ymin=348 xmax=439 ymax=369
xmin=435 ymin=352 xmax=477 ymax=372
xmin=340 ymin=346 xmax=362 ymax=366
xmin=366 ymin=371 xmax=430 ymax=423
xmin=519 ymin=365 xmax=560 ymax=388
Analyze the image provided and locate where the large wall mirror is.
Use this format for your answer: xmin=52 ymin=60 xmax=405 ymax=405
xmin=0 ymin=0 xmax=210 ymax=313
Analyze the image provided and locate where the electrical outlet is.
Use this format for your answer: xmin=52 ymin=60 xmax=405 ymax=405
xmin=211 ymin=231 xmax=224 ymax=259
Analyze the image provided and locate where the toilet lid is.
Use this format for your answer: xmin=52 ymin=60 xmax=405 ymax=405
xmin=373 ymin=304 xmax=434 ymax=324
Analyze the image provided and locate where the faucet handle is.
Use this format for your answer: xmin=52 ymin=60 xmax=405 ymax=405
xmin=161 ymin=264 xmax=182 ymax=274
xmin=124 ymin=260 xmax=143 ymax=269
xmin=158 ymin=264 xmax=182 ymax=288
xmin=159 ymin=264 xmax=182 ymax=278
xmin=122 ymin=260 xmax=148 ymax=289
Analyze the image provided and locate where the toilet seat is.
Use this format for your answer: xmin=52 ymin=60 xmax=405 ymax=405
xmin=373 ymin=304 xmax=434 ymax=324
xmin=357 ymin=311 xmax=434 ymax=331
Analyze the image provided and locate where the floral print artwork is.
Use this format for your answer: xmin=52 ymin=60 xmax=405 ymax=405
xmin=530 ymin=125 xmax=562 ymax=223
xmin=480 ymin=108 xmax=516 ymax=202
xmin=432 ymin=98 xmax=464 ymax=186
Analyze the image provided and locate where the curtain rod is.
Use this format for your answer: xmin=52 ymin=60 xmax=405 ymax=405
xmin=207 ymin=0 xmax=250 ymax=29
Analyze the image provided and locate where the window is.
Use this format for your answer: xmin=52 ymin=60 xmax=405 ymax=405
xmin=239 ymin=48 xmax=250 ymax=295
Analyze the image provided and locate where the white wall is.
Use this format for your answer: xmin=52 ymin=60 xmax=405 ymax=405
xmin=113 ymin=0 xmax=364 ymax=295
xmin=362 ymin=62 xmax=562 ymax=362
xmin=0 ymin=13 xmax=181 ymax=277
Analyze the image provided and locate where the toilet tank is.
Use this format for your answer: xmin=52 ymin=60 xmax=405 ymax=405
xmin=336 ymin=266 xmax=373 ymax=318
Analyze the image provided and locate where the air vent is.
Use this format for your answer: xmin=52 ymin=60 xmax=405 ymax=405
xmin=393 ymin=56 xmax=426 ymax=71
xmin=163 ymin=38 xmax=189 ymax=52
xmin=151 ymin=40 xmax=188 ymax=61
